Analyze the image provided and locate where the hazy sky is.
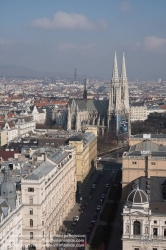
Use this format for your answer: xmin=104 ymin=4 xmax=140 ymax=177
xmin=0 ymin=0 xmax=166 ymax=80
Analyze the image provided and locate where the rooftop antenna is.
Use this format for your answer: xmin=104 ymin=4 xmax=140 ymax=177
xmin=74 ymin=68 xmax=77 ymax=84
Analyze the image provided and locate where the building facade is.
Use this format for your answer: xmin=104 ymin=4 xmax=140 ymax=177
xmin=69 ymin=130 xmax=97 ymax=193
xmin=122 ymin=139 xmax=166 ymax=200
xmin=122 ymin=177 xmax=166 ymax=250
xmin=0 ymin=130 xmax=7 ymax=147
xmin=130 ymin=103 xmax=147 ymax=122
xmin=21 ymin=147 xmax=76 ymax=249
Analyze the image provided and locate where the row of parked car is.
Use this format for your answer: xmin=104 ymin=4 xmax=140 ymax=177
xmin=86 ymin=170 xmax=115 ymax=242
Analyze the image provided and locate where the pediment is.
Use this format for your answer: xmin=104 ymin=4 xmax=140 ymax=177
xmin=129 ymin=210 xmax=147 ymax=217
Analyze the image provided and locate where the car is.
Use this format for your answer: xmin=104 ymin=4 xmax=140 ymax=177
xmin=73 ymin=216 xmax=79 ymax=222
xmin=88 ymin=227 xmax=93 ymax=232
xmin=92 ymin=184 xmax=96 ymax=189
xmin=86 ymin=231 xmax=91 ymax=237
xmin=103 ymin=189 xmax=107 ymax=194
xmin=95 ymin=209 xmax=100 ymax=214
xmin=93 ymin=214 xmax=97 ymax=220
xmin=97 ymin=205 xmax=101 ymax=210
xmin=101 ymin=194 xmax=105 ymax=199
xmin=89 ymin=222 xmax=95 ymax=228
xmin=72 ymin=221 xmax=78 ymax=226
xmin=67 ymin=230 xmax=72 ymax=235
xmin=105 ymin=184 xmax=109 ymax=188
xmin=111 ymin=171 xmax=115 ymax=174
xmin=97 ymin=157 xmax=102 ymax=161
xmin=101 ymin=198 xmax=104 ymax=204
xmin=79 ymin=208 xmax=84 ymax=213
xmin=80 ymin=204 xmax=87 ymax=209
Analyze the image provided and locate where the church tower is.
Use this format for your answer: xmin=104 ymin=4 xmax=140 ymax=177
xmin=108 ymin=51 xmax=129 ymax=130
xmin=120 ymin=51 xmax=129 ymax=113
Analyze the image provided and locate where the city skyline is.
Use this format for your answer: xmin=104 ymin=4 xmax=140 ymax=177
xmin=1 ymin=0 xmax=166 ymax=80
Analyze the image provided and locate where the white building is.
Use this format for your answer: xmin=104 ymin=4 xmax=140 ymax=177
xmin=15 ymin=116 xmax=36 ymax=136
xmin=31 ymin=106 xmax=46 ymax=124
xmin=0 ymin=199 xmax=22 ymax=250
xmin=21 ymin=146 xmax=76 ymax=249
xmin=122 ymin=176 xmax=166 ymax=250
xmin=130 ymin=103 xmax=147 ymax=122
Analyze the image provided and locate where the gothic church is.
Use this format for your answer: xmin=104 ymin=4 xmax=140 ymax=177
xmin=67 ymin=51 xmax=129 ymax=133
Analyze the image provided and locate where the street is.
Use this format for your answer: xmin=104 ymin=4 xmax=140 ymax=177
xmin=56 ymin=155 xmax=122 ymax=250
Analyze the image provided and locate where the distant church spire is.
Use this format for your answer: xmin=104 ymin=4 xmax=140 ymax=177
xmin=83 ymin=77 xmax=88 ymax=100
xmin=112 ymin=50 xmax=119 ymax=82
xmin=120 ymin=51 xmax=127 ymax=82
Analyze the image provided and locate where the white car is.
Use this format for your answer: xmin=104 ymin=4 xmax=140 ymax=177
xmin=97 ymin=157 xmax=102 ymax=161
xmin=74 ymin=216 xmax=79 ymax=222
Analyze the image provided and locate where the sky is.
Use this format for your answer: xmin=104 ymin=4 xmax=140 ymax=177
xmin=0 ymin=0 xmax=166 ymax=80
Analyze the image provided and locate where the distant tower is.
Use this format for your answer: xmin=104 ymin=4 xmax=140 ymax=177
xmin=74 ymin=68 xmax=77 ymax=84
xmin=83 ymin=77 xmax=88 ymax=100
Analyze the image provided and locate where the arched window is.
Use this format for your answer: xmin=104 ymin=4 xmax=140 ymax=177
xmin=30 ymin=219 xmax=33 ymax=227
xmin=133 ymin=221 xmax=141 ymax=235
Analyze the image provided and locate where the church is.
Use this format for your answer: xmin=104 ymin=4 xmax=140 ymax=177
xmin=66 ymin=51 xmax=129 ymax=134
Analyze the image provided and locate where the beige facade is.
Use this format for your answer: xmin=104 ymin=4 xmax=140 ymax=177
xmin=69 ymin=131 xmax=97 ymax=193
xmin=0 ymin=130 xmax=7 ymax=146
xmin=21 ymin=146 xmax=76 ymax=249
xmin=122 ymin=140 xmax=166 ymax=200
xmin=130 ymin=105 xmax=147 ymax=122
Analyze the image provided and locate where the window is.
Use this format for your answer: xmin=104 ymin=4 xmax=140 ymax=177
xmin=30 ymin=232 xmax=33 ymax=239
xmin=42 ymin=221 xmax=44 ymax=225
xmin=151 ymin=162 xmax=156 ymax=165
xmin=165 ymin=221 xmax=166 ymax=224
xmin=30 ymin=219 xmax=33 ymax=227
xmin=28 ymin=188 xmax=34 ymax=192
xmin=153 ymin=228 xmax=158 ymax=236
xmin=29 ymin=208 xmax=33 ymax=215
xmin=29 ymin=197 xmax=33 ymax=204
xmin=133 ymin=221 xmax=141 ymax=235
xmin=132 ymin=161 xmax=137 ymax=165
xmin=153 ymin=248 xmax=157 ymax=250
xmin=134 ymin=248 xmax=139 ymax=250
xmin=164 ymin=229 xmax=166 ymax=236
xmin=43 ymin=231 xmax=44 ymax=237
xmin=154 ymin=220 xmax=157 ymax=224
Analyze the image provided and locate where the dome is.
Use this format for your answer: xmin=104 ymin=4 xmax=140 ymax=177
xmin=0 ymin=167 xmax=16 ymax=210
xmin=126 ymin=186 xmax=149 ymax=207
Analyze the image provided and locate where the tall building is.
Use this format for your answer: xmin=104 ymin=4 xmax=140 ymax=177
xmin=66 ymin=51 xmax=129 ymax=134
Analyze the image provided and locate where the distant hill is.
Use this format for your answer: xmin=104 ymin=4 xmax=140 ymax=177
xmin=0 ymin=65 xmax=74 ymax=79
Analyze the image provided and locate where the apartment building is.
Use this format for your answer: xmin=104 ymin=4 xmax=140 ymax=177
xmin=21 ymin=146 xmax=76 ymax=249
xmin=130 ymin=102 xmax=147 ymax=122
xmin=0 ymin=130 xmax=7 ymax=146
xmin=69 ymin=130 xmax=97 ymax=193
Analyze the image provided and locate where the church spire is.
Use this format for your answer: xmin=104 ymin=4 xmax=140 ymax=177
xmin=112 ymin=50 xmax=119 ymax=82
xmin=120 ymin=51 xmax=127 ymax=82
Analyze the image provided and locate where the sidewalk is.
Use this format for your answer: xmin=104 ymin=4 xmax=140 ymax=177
xmin=106 ymin=201 xmax=123 ymax=250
